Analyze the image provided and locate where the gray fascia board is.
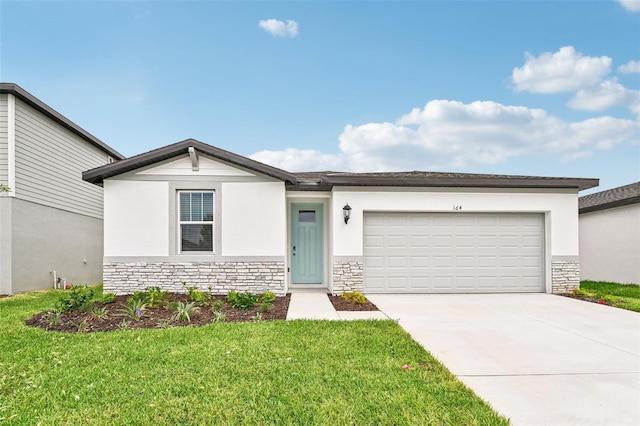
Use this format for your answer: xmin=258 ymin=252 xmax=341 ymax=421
xmin=322 ymin=175 xmax=599 ymax=191
xmin=0 ymin=83 xmax=125 ymax=160
xmin=83 ymin=139 xmax=299 ymax=186
xmin=579 ymin=196 xmax=640 ymax=214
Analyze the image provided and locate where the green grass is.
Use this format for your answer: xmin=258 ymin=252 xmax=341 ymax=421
xmin=578 ymin=280 xmax=640 ymax=312
xmin=0 ymin=290 xmax=508 ymax=425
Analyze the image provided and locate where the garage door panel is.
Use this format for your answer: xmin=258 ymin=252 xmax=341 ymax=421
xmin=364 ymin=212 xmax=544 ymax=293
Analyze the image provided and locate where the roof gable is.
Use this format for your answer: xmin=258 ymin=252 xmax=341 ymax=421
xmin=83 ymin=139 xmax=298 ymax=185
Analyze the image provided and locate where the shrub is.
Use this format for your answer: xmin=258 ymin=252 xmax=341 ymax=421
xmin=43 ymin=310 xmax=63 ymax=327
xmin=119 ymin=298 xmax=147 ymax=320
xmin=171 ymin=301 xmax=200 ymax=323
xmin=260 ymin=291 xmax=276 ymax=304
xmin=210 ymin=299 xmax=225 ymax=313
xmin=101 ymin=293 xmax=116 ymax=304
xmin=90 ymin=305 xmax=109 ymax=320
xmin=341 ymin=291 xmax=367 ymax=305
xmin=259 ymin=302 xmax=273 ymax=313
xmin=226 ymin=291 xmax=259 ymax=310
xmin=146 ymin=286 xmax=168 ymax=307
xmin=54 ymin=286 xmax=95 ymax=312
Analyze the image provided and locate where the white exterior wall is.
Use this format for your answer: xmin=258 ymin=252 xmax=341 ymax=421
xmin=221 ymin=182 xmax=286 ymax=256
xmin=331 ymin=187 xmax=579 ymax=257
xmin=104 ymin=180 xmax=170 ymax=256
xmin=579 ymin=204 xmax=640 ymax=284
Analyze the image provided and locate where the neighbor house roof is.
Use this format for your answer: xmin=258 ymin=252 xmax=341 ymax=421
xmin=83 ymin=139 xmax=599 ymax=191
xmin=83 ymin=138 xmax=299 ymax=185
xmin=0 ymin=83 xmax=125 ymax=160
xmin=579 ymin=182 xmax=640 ymax=214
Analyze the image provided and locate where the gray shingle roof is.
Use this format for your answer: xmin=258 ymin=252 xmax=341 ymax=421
xmin=579 ymin=182 xmax=640 ymax=213
xmin=83 ymin=139 xmax=599 ymax=191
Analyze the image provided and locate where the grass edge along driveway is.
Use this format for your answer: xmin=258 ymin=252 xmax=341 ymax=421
xmin=0 ymin=290 xmax=508 ymax=425
xmin=578 ymin=280 xmax=640 ymax=312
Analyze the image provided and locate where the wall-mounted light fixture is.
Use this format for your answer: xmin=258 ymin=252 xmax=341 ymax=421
xmin=343 ymin=203 xmax=352 ymax=224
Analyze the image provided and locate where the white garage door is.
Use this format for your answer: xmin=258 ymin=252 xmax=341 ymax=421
xmin=364 ymin=212 xmax=545 ymax=293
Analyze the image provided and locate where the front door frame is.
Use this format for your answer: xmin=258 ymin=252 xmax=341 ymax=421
xmin=288 ymin=199 xmax=328 ymax=288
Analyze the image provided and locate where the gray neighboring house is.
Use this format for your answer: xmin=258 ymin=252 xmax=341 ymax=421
xmin=579 ymin=182 xmax=640 ymax=285
xmin=0 ymin=83 xmax=124 ymax=295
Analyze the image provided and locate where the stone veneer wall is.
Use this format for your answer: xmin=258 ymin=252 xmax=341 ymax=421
xmin=332 ymin=260 xmax=364 ymax=294
xmin=551 ymin=260 xmax=580 ymax=294
xmin=103 ymin=261 xmax=285 ymax=295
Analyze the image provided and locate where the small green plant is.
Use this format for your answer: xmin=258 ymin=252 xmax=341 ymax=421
xmin=341 ymin=291 xmax=367 ymax=305
xmin=156 ymin=318 xmax=174 ymax=329
xmin=171 ymin=301 xmax=200 ymax=323
xmin=90 ymin=305 xmax=109 ymax=320
xmin=226 ymin=291 xmax=259 ymax=310
xmin=252 ymin=312 xmax=263 ymax=322
xmin=213 ymin=311 xmax=226 ymax=323
xmin=101 ymin=293 xmax=116 ymax=304
xmin=117 ymin=319 xmax=130 ymax=330
xmin=54 ymin=286 xmax=95 ymax=312
xmin=146 ymin=286 xmax=169 ymax=307
xmin=43 ymin=310 xmax=63 ymax=327
xmin=71 ymin=319 xmax=89 ymax=332
xmin=260 ymin=291 xmax=276 ymax=304
xmin=210 ymin=299 xmax=225 ymax=313
xmin=185 ymin=286 xmax=209 ymax=304
xmin=119 ymin=298 xmax=147 ymax=321
xmin=259 ymin=302 xmax=273 ymax=313
xmin=130 ymin=291 xmax=147 ymax=304
xmin=0 ymin=183 xmax=10 ymax=192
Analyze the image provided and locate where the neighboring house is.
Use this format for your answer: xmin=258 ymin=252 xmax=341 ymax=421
xmin=0 ymin=83 xmax=124 ymax=295
xmin=579 ymin=182 xmax=640 ymax=285
xmin=84 ymin=139 xmax=598 ymax=296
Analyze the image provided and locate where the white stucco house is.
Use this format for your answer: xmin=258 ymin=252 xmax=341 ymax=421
xmin=83 ymin=139 xmax=598 ymax=296
xmin=579 ymin=182 xmax=640 ymax=285
xmin=0 ymin=83 xmax=124 ymax=295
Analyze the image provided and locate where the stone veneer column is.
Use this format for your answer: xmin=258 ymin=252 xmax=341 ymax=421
xmin=103 ymin=261 xmax=285 ymax=295
xmin=551 ymin=259 xmax=580 ymax=294
xmin=332 ymin=260 xmax=364 ymax=294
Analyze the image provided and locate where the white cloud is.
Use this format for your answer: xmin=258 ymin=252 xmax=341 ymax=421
xmin=618 ymin=60 xmax=640 ymax=74
xmin=251 ymin=100 xmax=639 ymax=173
xmin=567 ymin=79 xmax=640 ymax=113
xmin=512 ymin=46 xmax=611 ymax=93
xmin=617 ymin=0 xmax=640 ymax=12
xmin=258 ymin=19 xmax=298 ymax=38
xmin=250 ymin=148 xmax=345 ymax=172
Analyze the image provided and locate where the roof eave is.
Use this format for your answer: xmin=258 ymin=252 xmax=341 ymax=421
xmin=579 ymin=196 xmax=640 ymax=214
xmin=0 ymin=83 xmax=125 ymax=160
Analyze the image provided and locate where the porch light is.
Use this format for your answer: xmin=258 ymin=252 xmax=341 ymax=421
xmin=343 ymin=203 xmax=352 ymax=224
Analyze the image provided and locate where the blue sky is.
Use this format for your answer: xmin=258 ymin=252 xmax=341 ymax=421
xmin=1 ymin=0 xmax=639 ymax=194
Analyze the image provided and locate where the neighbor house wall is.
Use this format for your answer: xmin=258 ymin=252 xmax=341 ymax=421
xmin=0 ymin=93 xmax=8 ymax=185
xmin=11 ymin=198 xmax=104 ymax=292
xmin=0 ymin=92 xmax=113 ymax=294
xmin=102 ymin=155 xmax=287 ymax=295
xmin=331 ymin=187 xmax=581 ymax=294
xmin=579 ymin=203 xmax=640 ymax=284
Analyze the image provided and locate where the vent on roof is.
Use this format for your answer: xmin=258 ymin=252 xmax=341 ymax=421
xmin=107 ymin=156 xmax=114 ymax=164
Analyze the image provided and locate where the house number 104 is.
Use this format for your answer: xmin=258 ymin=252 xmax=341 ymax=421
xmin=453 ymin=205 xmax=462 ymax=211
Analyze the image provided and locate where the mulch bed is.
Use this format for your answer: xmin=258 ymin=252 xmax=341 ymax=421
xmin=560 ymin=293 xmax=613 ymax=307
xmin=26 ymin=293 xmax=290 ymax=333
xmin=328 ymin=295 xmax=379 ymax=311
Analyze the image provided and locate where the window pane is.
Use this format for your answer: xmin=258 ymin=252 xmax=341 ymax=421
xmin=181 ymin=224 xmax=213 ymax=251
xmin=191 ymin=192 xmax=202 ymax=221
xmin=180 ymin=193 xmax=190 ymax=221
xmin=203 ymin=192 xmax=214 ymax=221
xmin=299 ymin=210 xmax=316 ymax=222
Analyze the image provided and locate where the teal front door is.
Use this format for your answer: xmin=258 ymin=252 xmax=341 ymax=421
xmin=291 ymin=203 xmax=324 ymax=284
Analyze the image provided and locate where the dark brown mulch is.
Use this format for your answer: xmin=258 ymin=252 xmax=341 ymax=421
xmin=26 ymin=293 xmax=290 ymax=333
xmin=328 ymin=295 xmax=379 ymax=311
xmin=560 ymin=293 xmax=613 ymax=307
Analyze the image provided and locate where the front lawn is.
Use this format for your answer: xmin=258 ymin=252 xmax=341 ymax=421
xmin=0 ymin=290 xmax=508 ymax=425
xmin=575 ymin=280 xmax=640 ymax=312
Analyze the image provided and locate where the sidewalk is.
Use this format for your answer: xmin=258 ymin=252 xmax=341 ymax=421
xmin=286 ymin=289 xmax=389 ymax=320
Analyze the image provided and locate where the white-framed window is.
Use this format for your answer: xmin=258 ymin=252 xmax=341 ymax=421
xmin=179 ymin=191 xmax=214 ymax=253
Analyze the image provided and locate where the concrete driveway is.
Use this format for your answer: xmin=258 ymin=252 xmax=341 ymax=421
xmin=367 ymin=293 xmax=640 ymax=426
